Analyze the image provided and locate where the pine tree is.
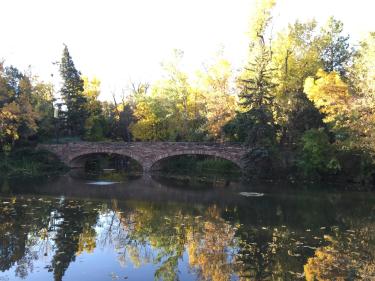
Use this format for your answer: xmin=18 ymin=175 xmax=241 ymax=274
xmin=238 ymin=31 xmax=278 ymax=178
xmin=239 ymin=39 xmax=276 ymax=148
xmin=59 ymin=45 xmax=87 ymax=136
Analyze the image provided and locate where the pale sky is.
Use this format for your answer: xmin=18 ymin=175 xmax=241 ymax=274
xmin=1 ymin=0 xmax=374 ymax=100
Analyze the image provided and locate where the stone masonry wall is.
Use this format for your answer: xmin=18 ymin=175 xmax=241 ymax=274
xmin=38 ymin=142 xmax=247 ymax=173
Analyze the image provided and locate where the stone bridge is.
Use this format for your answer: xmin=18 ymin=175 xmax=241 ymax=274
xmin=38 ymin=142 xmax=247 ymax=173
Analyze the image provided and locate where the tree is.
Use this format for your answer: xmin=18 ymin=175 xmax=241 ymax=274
xmin=0 ymin=64 xmax=40 ymax=149
xmin=0 ymin=109 xmax=19 ymax=152
xmin=271 ymin=21 xmax=325 ymax=146
xmin=113 ymin=90 xmax=136 ymax=142
xmin=131 ymin=50 xmax=207 ymax=141
xmin=349 ymin=32 xmax=375 ymax=98
xmin=319 ymin=17 xmax=353 ymax=77
xmin=59 ymin=45 xmax=88 ymax=136
xmin=304 ymin=69 xmax=351 ymax=130
xmin=233 ymin=0 xmax=277 ymax=178
xmin=346 ymin=32 xmax=375 ymax=154
xmin=196 ymin=56 xmax=237 ymax=139
xmin=297 ymin=128 xmax=340 ymax=178
xmin=82 ymin=77 xmax=105 ymax=140
xmin=31 ymin=81 xmax=55 ymax=140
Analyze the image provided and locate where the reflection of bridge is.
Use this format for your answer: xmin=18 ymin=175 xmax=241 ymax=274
xmin=39 ymin=142 xmax=247 ymax=173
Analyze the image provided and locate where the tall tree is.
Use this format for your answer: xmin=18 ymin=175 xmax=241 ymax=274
xmin=196 ymin=56 xmax=237 ymax=140
xmin=319 ymin=17 xmax=353 ymax=76
xmin=271 ymin=21 xmax=325 ymax=147
xmin=239 ymin=44 xmax=276 ymax=147
xmin=0 ymin=64 xmax=39 ymax=149
xmin=232 ymin=0 xmax=277 ymax=178
xmin=347 ymin=33 xmax=375 ymax=154
xmin=82 ymin=77 xmax=105 ymax=140
xmin=59 ymin=45 xmax=87 ymax=136
xmin=113 ymin=90 xmax=137 ymax=142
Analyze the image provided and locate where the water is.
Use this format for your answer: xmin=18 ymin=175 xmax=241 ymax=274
xmin=0 ymin=172 xmax=374 ymax=281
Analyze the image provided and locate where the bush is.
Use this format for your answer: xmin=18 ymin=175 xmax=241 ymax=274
xmin=157 ymin=155 xmax=240 ymax=175
xmin=243 ymin=146 xmax=274 ymax=180
xmin=0 ymin=147 xmax=68 ymax=178
xmin=297 ymin=129 xmax=341 ymax=178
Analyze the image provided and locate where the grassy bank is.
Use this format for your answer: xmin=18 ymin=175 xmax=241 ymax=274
xmin=0 ymin=148 xmax=68 ymax=178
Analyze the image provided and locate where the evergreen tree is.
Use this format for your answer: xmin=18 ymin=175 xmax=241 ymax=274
xmin=239 ymin=40 xmax=277 ymax=178
xmin=239 ymin=38 xmax=276 ymax=148
xmin=59 ymin=45 xmax=88 ymax=136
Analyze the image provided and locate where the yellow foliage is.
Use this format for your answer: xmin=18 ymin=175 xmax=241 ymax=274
xmin=196 ymin=58 xmax=237 ymax=138
xmin=76 ymin=225 xmax=96 ymax=256
xmin=82 ymin=76 xmax=101 ymax=100
xmin=304 ymin=247 xmax=337 ymax=281
xmin=249 ymin=0 xmax=276 ymax=41
xmin=304 ymin=69 xmax=350 ymax=126
xmin=0 ymin=109 xmax=19 ymax=145
xmin=186 ymin=206 xmax=236 ymax=281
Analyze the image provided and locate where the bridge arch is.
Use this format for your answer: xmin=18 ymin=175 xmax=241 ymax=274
xmin=148 ymin=150 xmax=243 ymax=172
xmin=68 ymin=150 xmax=144 ymax=171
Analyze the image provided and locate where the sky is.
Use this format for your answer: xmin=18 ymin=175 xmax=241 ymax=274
xmin=1 ymin=0 xmax=374 ymax=101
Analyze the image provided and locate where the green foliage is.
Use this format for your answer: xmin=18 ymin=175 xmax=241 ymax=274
xmin=84 ymin=117 xmax=107 ymax=141
xmin=0 ymin=62 xmax=54 ymax=151
xmin=271 ymin=20 xmax=325 ymax=147
xmin=233 ymin=1 xmax=279 ymax=179
xmin=243 ymin=146 xmax=277 ymax=180
xmin=130 ymin=50 xmax=236 ymax=142
xmin=319 ymin=17 xmax=353 ymax=76
xmin=157 ymin=155 xmax=240 ymax=175
xmin=223 ymin=112 xmax=250 ymax=142
xmin=0 ymin=5 xmax=374 ymax=185
xmin=0 ymin=148 xmax=68 ymax=178
xmin=297 ymin=129 xmax=340 ymax=178
xmin=336 ymin=149 xmax=375 ymax=185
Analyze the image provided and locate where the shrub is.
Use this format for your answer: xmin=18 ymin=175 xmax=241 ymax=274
xmin=297 ymin=129 xmax=340 ymax=178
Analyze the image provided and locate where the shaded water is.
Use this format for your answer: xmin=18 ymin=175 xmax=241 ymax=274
xmin=0 ymin=171 xmax=374 ymax=281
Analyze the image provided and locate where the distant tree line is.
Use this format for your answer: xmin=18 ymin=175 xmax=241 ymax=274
xmin=1 ymin=0 xmax=374 ymax=183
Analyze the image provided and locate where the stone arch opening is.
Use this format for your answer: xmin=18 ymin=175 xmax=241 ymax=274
xmin=69 ymin=152 xmax=143 ymax=172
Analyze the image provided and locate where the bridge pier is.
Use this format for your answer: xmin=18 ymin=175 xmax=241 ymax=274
xmin=142 ymin=164 xmax=152 ymax=174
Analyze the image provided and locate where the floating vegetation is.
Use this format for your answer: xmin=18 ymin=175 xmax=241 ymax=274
xmin=86 ymin=181 xmax=120 ymax=186
xmin=239 ymin=192 xmax=264 ymax=197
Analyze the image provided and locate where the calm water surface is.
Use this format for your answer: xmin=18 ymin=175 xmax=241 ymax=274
xmin=0 ymin=172 xmax=374 ymax=281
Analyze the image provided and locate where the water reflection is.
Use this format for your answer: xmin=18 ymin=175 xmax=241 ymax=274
xmin=0 ymin=174 xmax=374 ymax=280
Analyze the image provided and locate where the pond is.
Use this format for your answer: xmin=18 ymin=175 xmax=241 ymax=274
xmin=0 ymin=171 xmax=374 ymax=281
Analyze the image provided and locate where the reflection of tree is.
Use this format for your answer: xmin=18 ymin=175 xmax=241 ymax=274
xmin=51 ymin=199 xmax=99 ymax=281
xmin=1 ymin=193 xmax=375 ymax=281
xmin=76 ymin=224 xmax=96 ymax=255
xmin=0 ymin=197 xmax=51 ymax=277
xmin=233 ymin=225 xmax=302 ymax=281
xmin=0 ymin=197 xmax=101 ymax=280
xmin=114 ymin=201 xmax=188 ymax=281
xmin=304 ymin=226 xmax=375 ymax=281
xmin=187 ymin=205 xmax=236 ymax=281
xmin=104 ymin=202 xmax=240 ymax=281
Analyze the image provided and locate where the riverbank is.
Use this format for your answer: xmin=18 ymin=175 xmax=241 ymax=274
xmin=0 ymin=147 xmax=68 ymax=179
